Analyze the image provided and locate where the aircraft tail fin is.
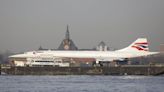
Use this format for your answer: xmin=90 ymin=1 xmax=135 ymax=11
xmin=117 ymin=38 xmax=149 ymax=52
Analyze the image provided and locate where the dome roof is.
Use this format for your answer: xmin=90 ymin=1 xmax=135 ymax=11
xmin=98 ymin=41 xmax=106 ymax=47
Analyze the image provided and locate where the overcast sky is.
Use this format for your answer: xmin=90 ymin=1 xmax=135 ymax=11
xmin=0 ymin=0 xmax=164 ymax=53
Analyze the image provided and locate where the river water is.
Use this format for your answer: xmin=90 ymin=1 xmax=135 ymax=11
xmin=0 ymin=75 xmax=164 ymax=92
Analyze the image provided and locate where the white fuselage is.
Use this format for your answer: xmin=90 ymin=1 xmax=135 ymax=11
xmin=10 ymin=50 xmax=157 ymax=60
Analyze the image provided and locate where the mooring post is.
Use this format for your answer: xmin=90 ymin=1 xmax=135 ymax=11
xmin=147 ymin=64 xmax=152 ymax=75
xmin=14 ymin=67 xmax=17 ymax=75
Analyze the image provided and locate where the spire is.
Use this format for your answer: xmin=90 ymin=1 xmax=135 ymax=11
xmin=65 ymin=25 xmax=70 ymax=40
xmin=58 ymin=25 xmax=78 ymax=50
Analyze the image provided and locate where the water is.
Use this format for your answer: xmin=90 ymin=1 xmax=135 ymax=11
xmin=0 ymin=75 xmax=164 ymax=92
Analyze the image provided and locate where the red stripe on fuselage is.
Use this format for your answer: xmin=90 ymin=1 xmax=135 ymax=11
xmin=135 ymin=42 xmax=148 ymax=45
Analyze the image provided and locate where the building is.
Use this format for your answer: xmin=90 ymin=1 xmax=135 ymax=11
xmin=58 ymin=25 xmax=78 ymax=50
xmin=96 ymin=41 xmax=109 ymax=51
xmin=38 ymin=46 xmax=49 ymax=50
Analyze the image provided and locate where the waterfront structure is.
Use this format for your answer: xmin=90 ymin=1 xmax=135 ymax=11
xmin=3 ymin=65 xmax=164 ymax=75
xmin=58 ymin=25 xmax=78 ymax=50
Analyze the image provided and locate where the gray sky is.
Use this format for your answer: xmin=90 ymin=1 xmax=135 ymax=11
xmin=0 ymin=0 xmax=164 ymax=53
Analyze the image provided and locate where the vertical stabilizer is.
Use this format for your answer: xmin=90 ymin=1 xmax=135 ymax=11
xmin=117 ymin=38 xmax=149 ymax=52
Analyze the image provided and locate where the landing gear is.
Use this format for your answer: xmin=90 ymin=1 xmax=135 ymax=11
xmin=92 ymin=61 xmax=103 ymax=67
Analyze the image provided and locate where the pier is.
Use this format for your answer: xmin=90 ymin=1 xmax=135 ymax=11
xmin=1 ymin=65 xmax=164 ymax=76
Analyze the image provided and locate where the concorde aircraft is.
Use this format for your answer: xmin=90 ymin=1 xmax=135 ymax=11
xmin=9 ymin=38 xmax=159 ymax=65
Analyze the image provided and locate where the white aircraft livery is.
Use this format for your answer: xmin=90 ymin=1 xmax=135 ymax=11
xmin=9 ymin=38 xmax=159 ymax=66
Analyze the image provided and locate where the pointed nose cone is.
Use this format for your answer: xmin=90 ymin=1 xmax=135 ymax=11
xmin=9 ymin=54 xmax=27 ymax=58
